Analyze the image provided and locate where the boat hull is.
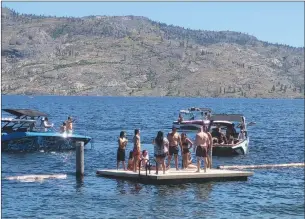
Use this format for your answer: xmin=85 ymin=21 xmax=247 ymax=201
xmin=212 ymin=138 xmax=249 ymax=156
xmin=1 ymin=132 xmax=91 ymax=152
xmin=173 ymin=120 xmax=207 ymax=131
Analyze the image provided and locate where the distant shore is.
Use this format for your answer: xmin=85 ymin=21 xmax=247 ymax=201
xmin=1 ymin=93 xmax=304 ymax=99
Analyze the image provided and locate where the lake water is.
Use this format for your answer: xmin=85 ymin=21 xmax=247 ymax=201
xmin=1 ymin=95 xmax=304 ymax=219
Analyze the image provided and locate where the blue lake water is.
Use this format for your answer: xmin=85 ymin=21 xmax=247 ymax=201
xmin=1 ymin=95 xmax=304 ymax=218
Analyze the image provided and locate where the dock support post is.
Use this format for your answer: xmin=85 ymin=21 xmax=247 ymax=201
xmin=76 ymin=141 xmax=84 ymax=177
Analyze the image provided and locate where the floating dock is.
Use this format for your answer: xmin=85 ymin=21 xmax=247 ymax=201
xmin=96 ymin=168 xmax=253 ymax=185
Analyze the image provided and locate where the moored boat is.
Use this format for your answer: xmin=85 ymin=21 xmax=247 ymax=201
xmin=208 ymin=114 xmax=253 ymax=156
xmin=1 ymin=109 xmax=91 ymax=152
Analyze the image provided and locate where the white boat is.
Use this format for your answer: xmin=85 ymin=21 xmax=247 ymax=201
xmin=208 ymin=114 xmax=254 ymax=156
xmin=172 ymin=107 xmax=212 ymax=131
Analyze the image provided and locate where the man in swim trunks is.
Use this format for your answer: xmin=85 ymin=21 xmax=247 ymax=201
xmin=167 ymin=127 xmax=182 ymax=170
xmin=66 ymin=116 xmax=74 ymax=134
xmin=194 ymin=126 xmax=210 ymax=173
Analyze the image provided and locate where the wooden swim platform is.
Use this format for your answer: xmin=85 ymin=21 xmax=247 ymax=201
xmin=96 ymin=168 xmax=253 ymax=185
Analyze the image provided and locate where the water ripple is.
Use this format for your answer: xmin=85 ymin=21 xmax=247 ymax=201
xmin=1 ymin=96 xmax=304 ymax=219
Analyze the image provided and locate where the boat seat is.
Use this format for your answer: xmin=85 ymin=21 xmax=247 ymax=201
xmin=16 ymin=128 xmax=28 ymax=132
xmin=2 ymin=126 xmax=13 ymax=133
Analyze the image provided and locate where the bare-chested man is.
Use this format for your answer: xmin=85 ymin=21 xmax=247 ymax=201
xmin=133 ymin=129 xmax=141 ymax=172
xmin=167 ymin=127 xmax=182 ymax=170
xmin=194 ymin=126 xmax=210 ymax=173
xmin=66 ymin=116 xmax=74 ymax=134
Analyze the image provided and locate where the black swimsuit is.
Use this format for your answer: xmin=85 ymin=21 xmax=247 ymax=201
xmin=182 ymin=139 xmax=190 ymax=154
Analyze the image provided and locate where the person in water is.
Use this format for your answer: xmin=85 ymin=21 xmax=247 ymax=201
xmin=133 ymin=129 xmax=141 ymax=172
xmin=194 ymin=126 xmax=210 ymax=173
xmin=153 ymin=131 xmax=169 ymax=174
xmin=117 ymin=131 xmax=128 ymax=170
xmin=66 ymin=116 xmax=74 ymax=134
xmin=167 ymin=127 xmax=182 ymax=170
xmin=181 ymin=133 xmax=193 ymax=169
xmin=59 ymin=122 xmax=66 ymax=134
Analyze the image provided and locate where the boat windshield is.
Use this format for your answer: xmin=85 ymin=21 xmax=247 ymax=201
xmin=178 ymin=107 xmax=212 ymax=121
xmin=1 ymin=109 xmax=48 ymax=133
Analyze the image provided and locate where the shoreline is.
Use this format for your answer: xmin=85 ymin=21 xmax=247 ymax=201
xmin=1 ymin=93 xmax=304 ymax=99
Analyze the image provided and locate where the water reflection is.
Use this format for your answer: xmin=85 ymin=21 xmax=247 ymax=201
xmin=113 ymin=179 xmax=213 ymax=202
xmin=115 ymin=180 xmax=143 ymax=195
xmin=75 ymin=175 xmax=84 ymax=193
xmin=192 ymin=183 xmax=213 ymax=201
xmin=116 ymin=180 xmax=127 ymax=195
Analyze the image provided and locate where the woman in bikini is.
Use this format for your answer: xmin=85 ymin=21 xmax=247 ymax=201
xmin=133 ymin=129 xmax=141 ymax=172
xmin=181 ymin=133 xmax=193 ymax=169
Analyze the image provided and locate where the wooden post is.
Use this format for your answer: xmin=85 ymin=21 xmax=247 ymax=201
xmin=76 ymin=141 xmax=84 ymax=177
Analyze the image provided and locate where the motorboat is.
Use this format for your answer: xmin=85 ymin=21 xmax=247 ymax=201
xmin=1 ymin=109 xmax=91 ymax=152
xmin=208 ymin=114 xmax=254 ymax=156
xmin=172 ymin=107 xmax=212 ymax=131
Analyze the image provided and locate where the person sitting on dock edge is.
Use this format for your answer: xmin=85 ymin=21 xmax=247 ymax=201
xmin=127 ymin=151 xmax=134 ymax=171
xmin=141 ymin=150 xmax=150 ymax=169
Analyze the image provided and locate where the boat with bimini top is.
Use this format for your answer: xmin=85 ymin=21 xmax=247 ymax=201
xmin=208 ymin=114 xmax=255 ymax=156
xmin=1 ymin=109 xmax=91 ymax=152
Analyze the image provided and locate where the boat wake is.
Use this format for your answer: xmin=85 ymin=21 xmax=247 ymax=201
xmin=4 ymin=174 xmax=67 ymax=182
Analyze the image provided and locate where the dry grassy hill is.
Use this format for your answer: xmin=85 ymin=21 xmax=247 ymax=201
xmin=1 ymin=7 xmax=304 ymax=98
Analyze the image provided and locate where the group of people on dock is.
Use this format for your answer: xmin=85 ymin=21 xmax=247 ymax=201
xmin=116 ymin=126 xmax=213 ymax=174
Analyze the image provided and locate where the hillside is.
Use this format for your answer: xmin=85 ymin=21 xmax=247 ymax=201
xmin=1 ymin=7 xmax=304 ymax=98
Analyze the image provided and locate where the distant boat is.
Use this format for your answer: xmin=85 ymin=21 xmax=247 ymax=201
xmin=1 ymin=109 xmax=91 ymax=152
xmin=172 ymin=107 xmax=212 ymax=131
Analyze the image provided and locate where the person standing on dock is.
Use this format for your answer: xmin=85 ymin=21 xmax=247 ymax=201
xmin=153 ymin=131 xmax=169 ymax=174
xmin=133 ymin=129 xmax=141 ymax=172
xmin=206 ymin=129 xmax=213 ymax=169
xmin=194 ymin=126 xmax=210 ymax=173
xmin=167 ymin=127 xmax=182 ymax=170
xmin=181 ymin=133 xmax=193 ymax=169
xmin=117 ymin=131 xmax=128 ymax=170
